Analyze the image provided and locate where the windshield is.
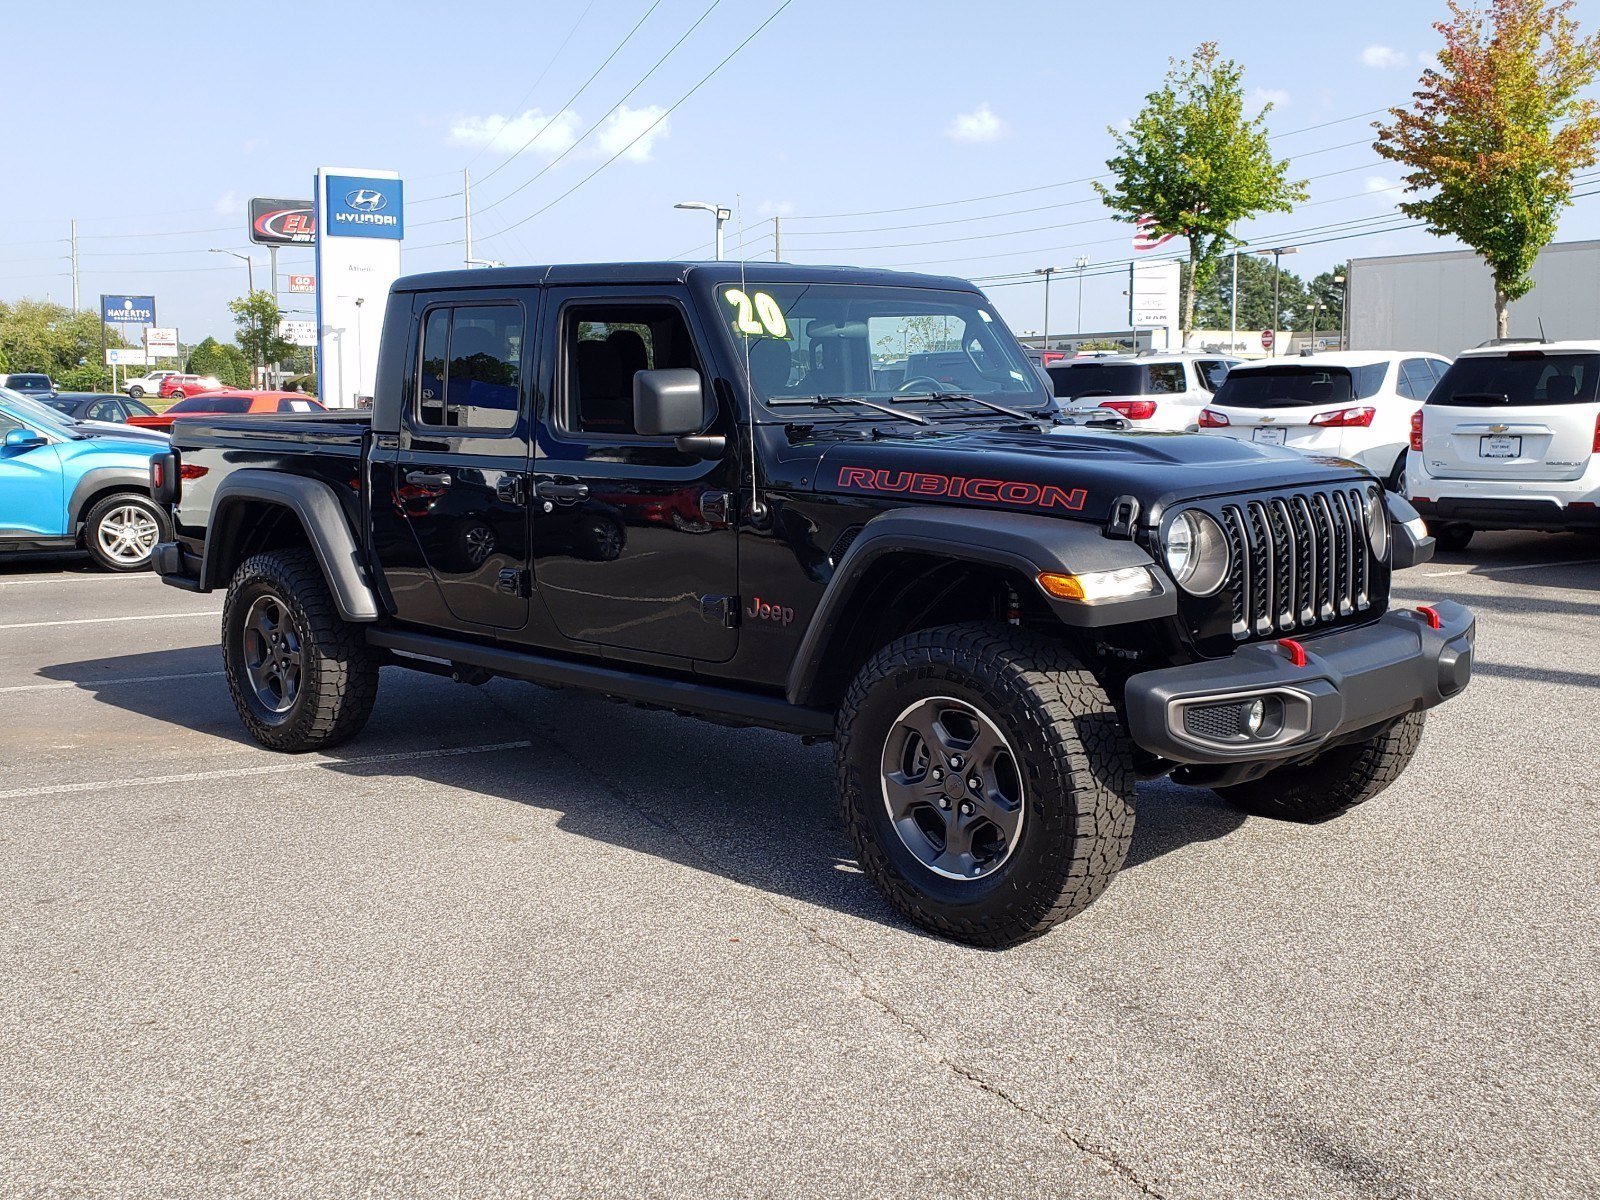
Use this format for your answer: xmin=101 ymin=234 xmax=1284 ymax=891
xmin=8 ymin=374 xmax=51 ymax=391
xmin=716 ymin=282 xmax=1050 ymax=410
xmin=1213 ymin=363 xmax=1387 ymax=409
xmin=1429 ymin=352 xmax=1600 ymax=406
xmin=0 ymin=387 xmax=81 ymax=437
xmin=1046 ymin=361 xmax=1185 ymax=399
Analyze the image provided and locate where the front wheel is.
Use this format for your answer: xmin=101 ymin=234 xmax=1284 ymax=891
xmin=222 ymin=548 xmax=380 ymax=752
xmin=127 ymin=385 xmax=144 ymax=400
xmin=82 ymin=492 xmax=169 ymax=571
xmin=1215 ymin=713 xmax=1425 ymax=823
xmin=835 ymin=623 xmax=1135 ymax=947
xmin=1428 ymin=522 xmax=1473 ymax=552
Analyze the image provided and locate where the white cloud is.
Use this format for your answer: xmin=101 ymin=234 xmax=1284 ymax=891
xmin=595 ymin=104 xmax=670 ymax=162
xmin=758 ymin=200 xmax=794 ymax=216
xmin=1362 ymin=44 xmax=1408 ymax=68
xmin=946 ymin=103 xmax=1008 ymax=143
xmin=1252 ymin=87 xmax=1291 ymax=111
xmin=1418 ymin=49 xmax=1436 ymax=68
xmin=1364 ymin=175 xmax=1396 ymax=193
xmin=213 ymin=190 xmax=242 ymax=216
xmin=447 ymin=105 xmax=667 ymax=163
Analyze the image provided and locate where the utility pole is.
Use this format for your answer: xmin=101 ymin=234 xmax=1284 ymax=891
xmin=1229 ymin=249 xmax=1238 ymax=352
xmin=1074 ymin=255 xmax=1090 ymax=334
xmin=464 ymin=167 xmax=473 ymax=269
xmin=773 ymin=215 xmax=782 ymax=262
xmin=69 ymin=220 xmax=80 ymax=314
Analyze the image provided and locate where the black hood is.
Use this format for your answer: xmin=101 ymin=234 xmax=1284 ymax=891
xmin=792 ymin=424 xmax=1369 ymax=528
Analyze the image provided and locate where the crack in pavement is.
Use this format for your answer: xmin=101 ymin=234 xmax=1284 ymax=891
xmin=476 ymin=684 xmax=1166 ymax=1199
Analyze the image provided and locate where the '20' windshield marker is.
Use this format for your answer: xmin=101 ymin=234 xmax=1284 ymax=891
xmin=836 ymin=467 xmax=1087 ymax=511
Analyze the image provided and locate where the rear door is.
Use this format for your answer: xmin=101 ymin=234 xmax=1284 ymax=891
xmin=368 ymin=289 xmax=534 ymax=631
xmin=1420 ymin=351 xmax=1600 ymax=482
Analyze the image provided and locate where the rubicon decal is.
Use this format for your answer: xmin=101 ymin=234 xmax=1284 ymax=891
xmin=835 ymin=467 xmax=1087 ymax=511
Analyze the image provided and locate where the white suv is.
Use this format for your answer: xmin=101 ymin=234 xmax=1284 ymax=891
xmin=123 ymin=370 xmax=180 ymax=401
xmin=1046 ymin=353 xmax=1238 ymax=432
xmin=1198 ymin=351 xmax=1450 ymax=489
xmin=1405 ymin=340 xmax=1600 ymax=551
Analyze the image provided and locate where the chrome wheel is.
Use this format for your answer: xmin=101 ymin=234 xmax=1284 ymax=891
xmin=95 ymin=503 xmax=161 ymax=565
xmin=880 ymin=696 xmax=1025 ymax=880
xmin=241 ymin=595 xmax=304 ymax=714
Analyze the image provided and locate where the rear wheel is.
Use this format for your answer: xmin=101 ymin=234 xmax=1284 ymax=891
xmin=1215 ymin=713 xmax=1425 ymax=823
xmin=170 ymin=389 xmax=186 ymax=400
xmin=222 ymin=548 xmax=379 ymax=752
xmin=836 ymin=622 xmax=1135 ymax=947
xmin=1428 ymin=522 xmax=1473 ymax=552
xmin=127 ymin=385 xmax=144 ymax=400
xmin=1387 ymin=450 xmax=1408 ymax=494
xmin=82 ymin=492 xmax=169 ymax=572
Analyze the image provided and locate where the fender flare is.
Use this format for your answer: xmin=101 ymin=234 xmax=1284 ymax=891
xmin=785 ymin=507 xmax=1174 ymax=706
xmin=68 ymin=466 xmax=152 ymax=530
xmin=202 ymin=469 xmax=380 ymax=622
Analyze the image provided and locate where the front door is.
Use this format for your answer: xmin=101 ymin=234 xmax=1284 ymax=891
xmin=369 ymin=291 xmax=534 ymax=632
xmin=0 ymin=410 xmax=64 ymax=537
xmin=528 ymin=288 xmax=739 ymax=662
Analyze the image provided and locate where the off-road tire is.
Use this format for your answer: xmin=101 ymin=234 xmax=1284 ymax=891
xmin=1429 ymin=522 xmax=1473 ymax=552
xmin=82 ymin=492 xmax=170 ymax=572
xmin=1215 ymin=713 xmax=1425 ymax=823
xmin=222 ymin=548 xmax=379 ymax=752
xmin=836 ymin=622 xmax=1135 ymax=948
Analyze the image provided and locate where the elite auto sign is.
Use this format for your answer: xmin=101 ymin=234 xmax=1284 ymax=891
xmin=249 ymin=197 xmax=317 ymax=246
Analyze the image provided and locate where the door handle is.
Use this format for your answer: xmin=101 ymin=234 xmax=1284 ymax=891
xmin=536 ymin=480 xmax=589 ymax=503
xmin=405 ymin=469 xmax=452 ymax=489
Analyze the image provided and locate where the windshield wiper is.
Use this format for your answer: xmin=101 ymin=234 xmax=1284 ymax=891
xmin=899 ymin=391 xmax=1041 ymax=421
xmin=768 ymin=395 xmax=930 ymax=426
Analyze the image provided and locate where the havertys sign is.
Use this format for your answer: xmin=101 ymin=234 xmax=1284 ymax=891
xmin=249 ymin=198 xmax=316 ymax=245
xmin=101 ymin=294 xmax=155 ymax=324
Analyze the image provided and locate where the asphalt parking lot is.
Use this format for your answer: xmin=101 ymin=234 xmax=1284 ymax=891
xmin=1 ymin=535 xmax=1597 ymax=1200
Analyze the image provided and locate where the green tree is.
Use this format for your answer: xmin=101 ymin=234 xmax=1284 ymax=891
xmin=0 ymin=298 xmax=130 ymax=389
xmin=1096 ymin=43 xmax=1308 ymax=344
xmin=187 ymin=337 xmax=251 ymax=388
xmin=1183 ymin=253 xmax=1309 ymax=331
xmin=228 ymin=289 xmax=294 ymax=382
xmin=1304 ymin=263 xmax=1349 ymax=345
xmin=1375 ymin=0 xmax=1600 ymax=337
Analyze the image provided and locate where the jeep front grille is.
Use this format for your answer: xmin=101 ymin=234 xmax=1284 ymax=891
xmin=1212 ymin=487 xmax=1376 ymax=641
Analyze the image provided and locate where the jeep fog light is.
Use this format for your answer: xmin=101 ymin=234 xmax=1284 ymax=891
xmin=1243 ymin=698 xmax=1266 ymax=736
xmin=1037 ymin=566 xmax=1158 ymax=604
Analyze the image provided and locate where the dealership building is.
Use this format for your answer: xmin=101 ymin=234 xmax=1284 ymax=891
xmin=1348 ymin=238 xmax=1600 ymax=357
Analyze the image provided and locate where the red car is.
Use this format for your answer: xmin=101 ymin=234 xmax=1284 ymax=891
xmin=126 ymin=390 xmax=326 ymax=431
xmin=157 ymin=373 xmax=225 ymax=399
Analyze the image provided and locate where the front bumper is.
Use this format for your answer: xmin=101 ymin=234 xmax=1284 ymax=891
xmin=1124 ymin=600 xmax=1474 ymax=765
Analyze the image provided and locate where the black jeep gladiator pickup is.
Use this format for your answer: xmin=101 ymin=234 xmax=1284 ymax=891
xmin=151 ymin=262 xmax=1474 ymax=947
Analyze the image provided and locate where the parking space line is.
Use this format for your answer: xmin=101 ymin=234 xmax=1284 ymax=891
xmin=0 ymin=575 xmax=157 ymax=586
xmin=0 ymin=611 xmax=222 ymax=631
xmin=0 ymin=670 xmax=225 ymax=695
xmin=0 ymin=740 xmax=533 ymax=801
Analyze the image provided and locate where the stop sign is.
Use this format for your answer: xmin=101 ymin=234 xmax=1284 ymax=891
xmin=1261 ymin=329 xmax=1276 ymax=350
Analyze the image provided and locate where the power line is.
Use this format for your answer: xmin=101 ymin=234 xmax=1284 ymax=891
xmin=463 ymin=0 xmax=599 ymax=172
xmin=460 ymin=0 xmax=793 ymax=249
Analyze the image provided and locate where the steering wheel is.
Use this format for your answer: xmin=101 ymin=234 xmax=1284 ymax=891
xmin=896 ymin=375 xmax=949 ymax=395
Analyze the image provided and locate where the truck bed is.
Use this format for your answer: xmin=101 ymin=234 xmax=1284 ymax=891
xmin=167 ymin=410 xmax=370 ymax=454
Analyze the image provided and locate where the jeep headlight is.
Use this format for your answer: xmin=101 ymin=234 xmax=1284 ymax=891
xmin=1165 ymin=510 xmax=1230 ymax=596
xmin=1365 ymin=490 xmax=1389 ymax=560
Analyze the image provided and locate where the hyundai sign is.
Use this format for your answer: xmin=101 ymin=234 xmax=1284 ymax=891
xmin=101 ymin=294 xmax=156 ymax=325
xmin=324 ymin=174 xmax=403 ymax=239
xmin=249 ymin=197 xmax=316 ymax=246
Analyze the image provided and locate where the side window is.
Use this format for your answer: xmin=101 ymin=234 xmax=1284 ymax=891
xmin=415 ymin=304 xmax=523 ymax=432
xmin=89 ymin=400 xmax=122 ymax=421
xmin=1398 ymin=358 xmax=1435 ymax=401
xmin=562 ymin=303 xmax=699 ymax=437
xmin=1146 ymin=363 xmax=1184 ymax=394
xmin=1351 ymin=363 xmax=1388 ymax=399
xmin=0 ymin=409 xmax=22 ymax=435
xmin=1195 ymin=359 xmax=1229 ymax=391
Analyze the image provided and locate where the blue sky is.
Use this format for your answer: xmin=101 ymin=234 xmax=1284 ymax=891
xmin=5 ymin=0 xmax=1599 ymax=343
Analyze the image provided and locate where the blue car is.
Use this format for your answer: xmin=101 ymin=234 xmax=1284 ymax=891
xmin=0 ymin=387 xmax=171 ymax=570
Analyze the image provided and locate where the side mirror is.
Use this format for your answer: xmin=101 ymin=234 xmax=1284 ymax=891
xmin=633 ymin=368 xmax=710 ymax=436
xmin=3 ymin=427 xmax=47 ymax=452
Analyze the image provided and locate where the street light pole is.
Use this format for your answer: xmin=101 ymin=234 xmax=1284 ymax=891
xmin=1033 ymin=266 xmax=1063 ymax=354
xmin=210 ymin=248 xmax=258 ymax=384
xmin=1257 ymin=246 xmax=1298 ymax=357
xmin=674 ymin=201 xmax=731 ymax=260
xmin=1074 ymin=255 xmax=1090 ymax=335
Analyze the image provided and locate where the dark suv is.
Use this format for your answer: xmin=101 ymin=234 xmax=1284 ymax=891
xmin=150 ymin=262 xmax=1474 ymax=946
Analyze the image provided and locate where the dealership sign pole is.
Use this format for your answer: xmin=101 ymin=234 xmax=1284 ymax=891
xmin=313 ymin=168 xmax=403 ymax=408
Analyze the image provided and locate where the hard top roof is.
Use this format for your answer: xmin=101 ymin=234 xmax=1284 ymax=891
xmin=1227 ymin=350 xmax=1439 ymax=371
xmin=391 ymin=260 xmax=983 ymax=295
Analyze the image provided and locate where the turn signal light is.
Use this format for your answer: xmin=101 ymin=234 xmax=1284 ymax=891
xmin=1100 ymin=399 xmax=1158 ymax=421
xmin=1036 ymin=567 xmax=1158 ymax=604
xmin=1593 ymin=412 xmax=1600 ymax=453
xmin=1310 ymin=406 xmax=1376 ymax=428
xmin=1198 ymin=408 xmax=1229 ymax=428
xmin=1410 ymin=409 xmax=1424 ymax=451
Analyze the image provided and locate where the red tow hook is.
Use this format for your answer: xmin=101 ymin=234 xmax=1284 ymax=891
xmin=1415 ymin=605 xmax=1443 ymax=630
xmin=1276 ymin=638 xmax=1308 ymax=668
